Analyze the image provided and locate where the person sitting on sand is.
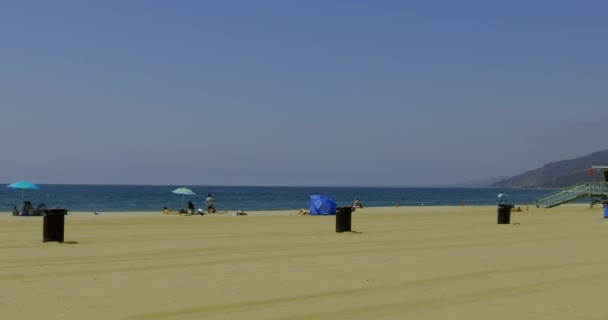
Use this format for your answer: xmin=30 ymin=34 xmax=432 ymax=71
xmin=298 ymin=208 xmax=309 ymax=215
xmin=353 ymin=198 xmax=363 ymax=208
xmin=12 ymin=206 xmax=20 ymax=216
xmin=22 ymin=201 xmax=34 ymax=216
xmin=187 ymin=201 xmax=195 ymax=214
xmin=163 ymin=206 xmax=175 ymax=215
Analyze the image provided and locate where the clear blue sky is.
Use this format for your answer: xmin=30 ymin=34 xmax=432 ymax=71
xmin=1 ymin=0 xmax=606 ymax=186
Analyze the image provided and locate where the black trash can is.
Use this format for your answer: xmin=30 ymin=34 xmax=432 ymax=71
xmin=43 ymin=208 xmax=68 ymax=242
xmin=497 ymin=204 xmax=513 ymax=224
xmin=336 ymin=207 xmax=354 ymax=233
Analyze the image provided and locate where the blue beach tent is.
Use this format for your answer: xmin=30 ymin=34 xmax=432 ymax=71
xmin=309 ymin=195 xmax=337 ymax=215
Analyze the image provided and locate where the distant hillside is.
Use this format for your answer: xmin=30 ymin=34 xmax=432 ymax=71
xmin=492 ymin=150 xmax=608 ymax=188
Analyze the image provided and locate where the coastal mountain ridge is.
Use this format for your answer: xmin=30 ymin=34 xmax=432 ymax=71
xmin=492 ymin=150 xmax=608 ymax=188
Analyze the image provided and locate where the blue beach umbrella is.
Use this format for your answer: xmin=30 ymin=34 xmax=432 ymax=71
xmin=171 ymin=188 xmax=196 ymax=209
xmin=7 ymin=180 xmax=40 ymax=201
xmin=309 ymin=195 xmax=337 ymax=215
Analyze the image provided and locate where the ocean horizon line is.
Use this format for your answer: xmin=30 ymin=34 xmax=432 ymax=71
xmin=2 ymin=182 xmax=547 ymax=189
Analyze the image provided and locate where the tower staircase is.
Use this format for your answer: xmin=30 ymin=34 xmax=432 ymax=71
xmin=534 ymin=182 xmax=608 ymax=208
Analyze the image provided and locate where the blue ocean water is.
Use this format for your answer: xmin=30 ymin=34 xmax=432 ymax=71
xmin=0 ymin=185 xmax=560 ymax=213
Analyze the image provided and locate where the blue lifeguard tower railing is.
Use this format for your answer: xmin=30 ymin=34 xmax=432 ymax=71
xmin=535 ymin=166 xmax=608 ymax=208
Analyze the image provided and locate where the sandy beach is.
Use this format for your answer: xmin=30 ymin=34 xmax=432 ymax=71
xmin=2 ymin=204 xmax=608 ymax=319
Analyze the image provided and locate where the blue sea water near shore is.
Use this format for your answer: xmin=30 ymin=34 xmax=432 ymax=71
xmin=0 ymin=185 xmax=563 ymax=213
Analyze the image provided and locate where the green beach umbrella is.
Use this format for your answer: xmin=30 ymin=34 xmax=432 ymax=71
xmin=171 ymin=188 xmax=196 ymax=209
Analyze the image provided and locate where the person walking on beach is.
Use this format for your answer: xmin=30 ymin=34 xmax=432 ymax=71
xmin=206 ymin=194 xmax=215 ymax=214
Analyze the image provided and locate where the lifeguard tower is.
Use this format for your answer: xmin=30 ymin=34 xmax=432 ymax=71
xmin=535 ymin=166 xmax=608 ymax=208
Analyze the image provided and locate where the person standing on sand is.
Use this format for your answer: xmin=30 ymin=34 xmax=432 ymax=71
xmin=206 ymin=194 xmax=215 ymax=214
